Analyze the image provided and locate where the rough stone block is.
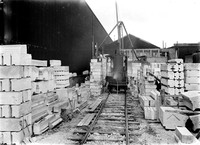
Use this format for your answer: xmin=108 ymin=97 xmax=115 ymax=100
xmin=11 ymin=77 xmax=31 ymax=91
xmin=175 ymin=127 xmax=194 ymax=144
xmin=190 ymin=114 xmax=200 ymax=131
xmin=31 ymin=59 xmax=47 ymax=67
xmin=185 ymin=83 xmax=200 ymax=91
xmin=159 ymin=107 xmax=188 ymax=130
xmin=185 ymin=77 xmax=200 ymax=84
xmin=181 ymin=91 xmax=200 ymax=110
xmin=184 ymin=63 xmax=200 ymax=70
xmin=11 ymin=53 xmax=32 ymax=65
xmin=0 ymin=66 xmax=24 ymax=79
xmin=185 ymin=70 xmax=200 ymax=77
xmin=50 ymin=60 xmax=61 ymax=67
xmin=11 ymin=101 xmax=31 ymax=118
xmin=0 ymin=79 xmax=9 ymax=91
xmin=0 ymin=45 xmax=27 ymax=54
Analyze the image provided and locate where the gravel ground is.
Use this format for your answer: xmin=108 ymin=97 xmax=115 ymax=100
xmin=29 ymin=93 xmax=200 ymax=145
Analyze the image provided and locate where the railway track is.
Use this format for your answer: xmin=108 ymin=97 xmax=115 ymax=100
xmin=70 ymin=91 xmax=143 ymax=145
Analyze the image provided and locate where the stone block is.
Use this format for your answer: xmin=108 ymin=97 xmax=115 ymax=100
xmin=159 ymin=107 xmax=188 ymax=130
xmin=175 ymin=127 xmax=194 ymax=144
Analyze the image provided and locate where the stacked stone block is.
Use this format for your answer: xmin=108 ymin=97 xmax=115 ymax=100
xmin=0 ymin=45 xmax=32 ymax=144
xmin=184 ymin=63 xmax=200 ymax=91
xmin=31 ymin=60 xmax=65 ymax=135
xmin=90 ymin=59 xmax=103 ymax=96
xmin=50 ymin=60 xmax=70 ymax=89
xmin=161 ymin=59 xmax=184 ymax=95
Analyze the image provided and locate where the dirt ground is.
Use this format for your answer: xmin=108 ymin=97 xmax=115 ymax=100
xmin=29 ymin=93 xmax=200 ymax=145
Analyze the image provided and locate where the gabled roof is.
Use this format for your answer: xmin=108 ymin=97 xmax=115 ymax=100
xmin=103 ymin=34 xmax=160 ymax=50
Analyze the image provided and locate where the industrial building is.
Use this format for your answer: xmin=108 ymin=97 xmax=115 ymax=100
xmin=0 ymin=0 xmax=200 ymax=145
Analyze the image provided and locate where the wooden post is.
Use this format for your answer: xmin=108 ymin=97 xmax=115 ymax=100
xmin=160 ymin=89 xmax=165 ymax=105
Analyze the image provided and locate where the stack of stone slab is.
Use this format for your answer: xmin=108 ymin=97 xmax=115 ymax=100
xmin=31 ymin=64 xmax=55 ymax=95
xmin=150 ymin=63 xmax=163 ymax=79
xmin=31 ymin=59 xmax=63 ymax=135
xmin=144 ymin=75 xmax=157 ymax=96
xmin=127 ymin=62 xmax=141 ymax=79
xmin=127 ymin=62 xmax=141 ymax=96
xmin=50 ymin=60 xmax=70 ymax=89
xmin=184 ymin=63 xmax=200 ymax=91
xmin=32 ymin=60 xmax=69 ymax=135
xmin=0 ymin=45 xmax=32 ymax=144
xmin=139 ymin=90 xmax=160 ymax=120
xmin=161 ymin=59 xmax=184 ymax=95
xmin=90 ymin=59 xmax=103 ymax=96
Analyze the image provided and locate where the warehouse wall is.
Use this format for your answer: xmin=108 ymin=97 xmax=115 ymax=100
xmin=3 ymin=0 xmax=112 ymax=74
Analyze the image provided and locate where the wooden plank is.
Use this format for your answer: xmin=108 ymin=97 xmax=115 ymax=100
xmin=77 ymin=113 xmax=95 ymax=126
xmin=88 ymin=99 xmax=102 ymax=111
xmin=83 ymin=113 xmax=95 ymax=126
xmin=175 ymin=127 xmax=194 ymax=144
xmin=11 ymin=77 xmax=31 ymax=91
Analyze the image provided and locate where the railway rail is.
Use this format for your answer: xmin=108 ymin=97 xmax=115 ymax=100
xmin=70 ymin=91 xmax=143 ymax=145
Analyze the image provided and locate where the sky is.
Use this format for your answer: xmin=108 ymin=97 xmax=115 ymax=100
xmin=86 ymin=0 xmax=200 ymax=48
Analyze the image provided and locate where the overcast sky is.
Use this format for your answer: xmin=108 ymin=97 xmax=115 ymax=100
xmin=86 ymin=0 xmax=200 ymax=48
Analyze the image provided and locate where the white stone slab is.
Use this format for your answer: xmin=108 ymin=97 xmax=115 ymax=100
xmin=184 ymin=63 xmax=200 ymax=70
xmin=185 ymin=77 xmax=200 ymax=84
xmin=185 ymin=83 xmax=200 ymax=91
xmin=11 ymin=78 xmax=31 ymax=91
xmin=0 ymin=45 xmax=27 ymax=54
